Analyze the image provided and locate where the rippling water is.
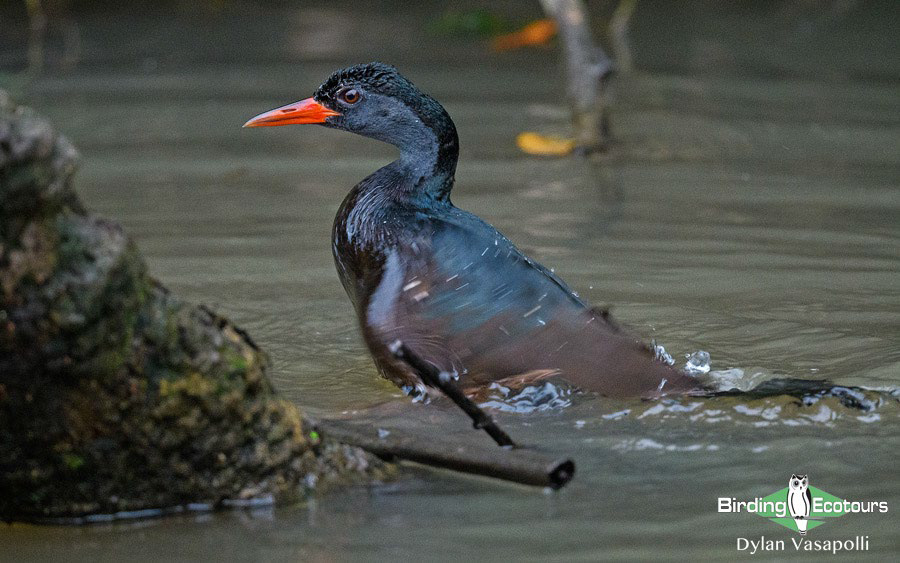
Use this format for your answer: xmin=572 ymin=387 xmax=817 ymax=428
xmin=1 ymin=1 xmax=898 ymax=560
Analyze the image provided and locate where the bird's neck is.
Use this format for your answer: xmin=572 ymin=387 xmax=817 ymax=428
xmin=393 ymin=105 xmax=459 ymax=204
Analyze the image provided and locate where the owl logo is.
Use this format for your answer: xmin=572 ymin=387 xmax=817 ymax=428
xmin=787 ymin=474 xmax=812 ymax=534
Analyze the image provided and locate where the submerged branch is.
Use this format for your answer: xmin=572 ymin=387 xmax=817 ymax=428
xmin=314 ymin=418 xmax=575 ymax=490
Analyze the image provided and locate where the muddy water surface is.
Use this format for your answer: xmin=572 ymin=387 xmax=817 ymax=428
xmin=1 ymin=1 xmax=898 ymax=560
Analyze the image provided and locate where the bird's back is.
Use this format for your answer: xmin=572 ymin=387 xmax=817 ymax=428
xmin=350 ymin=204 xmax=700 ymax=398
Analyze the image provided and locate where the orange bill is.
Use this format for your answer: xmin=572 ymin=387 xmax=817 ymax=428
xmin=243 ymin=97 xmax=340 ymax=127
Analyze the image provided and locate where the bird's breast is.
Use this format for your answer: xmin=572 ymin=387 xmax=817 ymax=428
xmin=332 ymin=192 xmax=420 ymax=314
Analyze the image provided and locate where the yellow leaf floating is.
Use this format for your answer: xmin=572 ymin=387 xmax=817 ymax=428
xmin=516 ymin=132 xmax=575 ymax=156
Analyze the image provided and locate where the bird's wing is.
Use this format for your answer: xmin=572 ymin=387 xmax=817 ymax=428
xmin=364 ymin=213 xmax=698 ymax=397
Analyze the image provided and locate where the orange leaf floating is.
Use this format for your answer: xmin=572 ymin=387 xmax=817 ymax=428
xmin=492 ymin=19 xmax=557 ymax=52
xmin=516 ymin=132 xmax=575 ymax=156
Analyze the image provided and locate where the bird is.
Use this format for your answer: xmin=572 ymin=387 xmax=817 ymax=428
xmin=244 ymin=62 xmax=703 ymax=401
xmin=787 ymin=474 xmax=812 ymax=535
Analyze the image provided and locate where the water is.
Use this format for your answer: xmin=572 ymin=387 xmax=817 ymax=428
xmin=1 ymin=1 xmax=898 ymax=560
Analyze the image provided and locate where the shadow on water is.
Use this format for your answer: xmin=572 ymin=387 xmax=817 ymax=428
xmin=1 ymin=0 xmax=899 ymax=560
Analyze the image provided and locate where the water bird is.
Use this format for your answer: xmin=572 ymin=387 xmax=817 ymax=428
xmin=244 ymin=62 xmax=703 ymax=401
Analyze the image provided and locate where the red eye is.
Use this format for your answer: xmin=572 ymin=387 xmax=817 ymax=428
xmin=339 ymin=88 xmax=360 ymax=104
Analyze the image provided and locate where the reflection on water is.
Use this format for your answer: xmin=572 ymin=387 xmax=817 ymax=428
xmin=1 ymin=0 xmax=898 ymax=560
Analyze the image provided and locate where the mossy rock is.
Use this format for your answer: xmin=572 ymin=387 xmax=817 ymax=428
xmin=0 ymin=90 xmax=391 ymax=522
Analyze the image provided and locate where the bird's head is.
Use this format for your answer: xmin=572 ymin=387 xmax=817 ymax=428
xmin=244 ymin=62 xmax=457 ymax=159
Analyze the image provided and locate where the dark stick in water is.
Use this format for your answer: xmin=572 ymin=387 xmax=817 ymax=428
xmin=314 ymin=418 xmax=575 ymax=490
xmin=390 ymin=341 xmax=516 ymax=447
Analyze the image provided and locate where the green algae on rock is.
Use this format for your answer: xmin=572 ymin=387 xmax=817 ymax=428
xmin=0 ymin=90 xmax=391 ymax=522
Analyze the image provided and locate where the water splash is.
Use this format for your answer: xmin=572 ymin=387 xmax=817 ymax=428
xmin=478 ymin=381 xmax=574 ymax=413
xmin=684 ymin=350 xmax=711 ymax=375
xmin=703 ymin=367 xmax=750 ymax=391
xmin=800 ymin=386 xmax=878 ymax=412
xmin=651 ymin=341 xmax=675 ymax=365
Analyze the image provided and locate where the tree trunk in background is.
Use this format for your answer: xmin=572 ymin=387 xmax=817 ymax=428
xmin=540 ymin=0 xmax=613 ymax=153
xmin=609 ymin=0 xmax=637 ymax=73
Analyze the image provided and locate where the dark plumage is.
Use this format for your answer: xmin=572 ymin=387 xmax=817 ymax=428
xmin=314 ymin=62 xmax=403 ymax=103
xmin=247 ymin=62 xmax=703 ymax=400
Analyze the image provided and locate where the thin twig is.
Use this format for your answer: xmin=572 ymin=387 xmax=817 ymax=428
xmin=390 ymin=342 xmax=516 ymax=448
